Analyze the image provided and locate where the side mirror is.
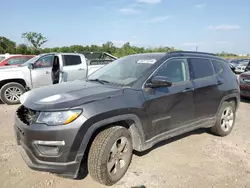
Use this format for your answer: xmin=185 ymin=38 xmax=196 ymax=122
xmin=28 ymin=63 xmax=34 ymax=69
xmin=145 ymin=76 xmax=172 ymax=88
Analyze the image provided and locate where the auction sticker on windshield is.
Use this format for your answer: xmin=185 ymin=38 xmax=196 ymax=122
xmin=136 ymin=59 xmax=157 ymax=64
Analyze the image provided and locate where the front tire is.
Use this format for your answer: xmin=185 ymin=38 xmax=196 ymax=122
xmin=211 ymin=102 xmax=236 ymax=136
xmin=0 ymin=82 xmax=25 ymax=105
xmin=88 ymin=126 xmax=133 ymax=186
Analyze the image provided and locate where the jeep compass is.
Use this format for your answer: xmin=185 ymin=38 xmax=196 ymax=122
xmin=14 ymin=51 xmax=240 ymax=186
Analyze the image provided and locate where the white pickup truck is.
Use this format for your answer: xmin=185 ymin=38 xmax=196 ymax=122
xmin=0 ymin=52 xmax=114 ymax=105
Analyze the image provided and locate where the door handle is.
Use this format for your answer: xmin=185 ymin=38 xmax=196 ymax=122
xmin=183 ymin=88 xmax=194 ymax=93
xmin=45 ymin=71 xmax=50 ymax=74
xmin=78 ymin=68 xmax=85 ymax=71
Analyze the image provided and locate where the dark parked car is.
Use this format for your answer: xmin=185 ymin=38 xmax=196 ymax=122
xmin=14 ymin=51 xmax=240 ymax=186
xmin=239 ymin=71 xmax=250 ymax=98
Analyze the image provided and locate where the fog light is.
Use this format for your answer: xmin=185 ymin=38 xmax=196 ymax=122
xmin=33 ymin=140 xmax=65 ymax=156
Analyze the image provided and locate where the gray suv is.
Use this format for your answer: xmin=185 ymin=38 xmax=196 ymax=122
xmin=14 ymin=51 xmax=240 ymax=186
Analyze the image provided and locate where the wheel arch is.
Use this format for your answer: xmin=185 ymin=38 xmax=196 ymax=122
xmin=0 ymin=79 xmax=27 ymax=90
xmin=217 ymin=93 xmax=240 ymax=113
xmin=78 ymin=114 xmax=146 ymax=154
xmin=74 ymin=114 xmax=146 ymax=176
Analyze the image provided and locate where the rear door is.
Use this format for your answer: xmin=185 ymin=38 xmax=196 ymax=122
xmin=188 ymin=57 xmax=220 ymax=119
xmin=62 ymin=54 xmax=87 ymax=81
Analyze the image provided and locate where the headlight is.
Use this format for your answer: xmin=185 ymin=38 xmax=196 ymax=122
xmin=36 ymin=109 xmax=82 ymax=126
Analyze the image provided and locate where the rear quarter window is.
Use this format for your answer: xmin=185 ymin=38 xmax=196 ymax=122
xmin=63 ymin=55 xmax=81 ymax=66
xmin=211 ymin=60 xmax=223 ymax=74
xmin=189 ymin=58 xmax=214 ymax=79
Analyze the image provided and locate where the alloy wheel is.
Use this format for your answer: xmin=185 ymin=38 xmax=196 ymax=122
xmin=107 ymin=137 xmax=131 ymax=177
xmin=220 ymin=107 xmax=234 ymax=132
xmin=4 ymin=87 xmax=22 ymax=102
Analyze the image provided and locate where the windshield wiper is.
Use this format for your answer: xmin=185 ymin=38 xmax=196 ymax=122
xmin=87 ymin=79 xmax=110 ymax=84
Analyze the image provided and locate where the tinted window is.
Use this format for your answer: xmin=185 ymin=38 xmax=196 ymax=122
xmin=34 ymin=55 xmax=54 ymax=68
xmin=7 ymin=57 xmax=23 ymax=65
xmin=63 ymin=55 xmax=81 ymax=66
xmin=212 ymin=60 xmax=223 ymax=74
xmin=154 ymin=59 xmax=189 ymax=83
xmin=189 ymin=58 xmax=214 ymax=79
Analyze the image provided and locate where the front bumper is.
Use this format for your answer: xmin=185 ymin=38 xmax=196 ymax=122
xmin=14 ymin=108 xmax=87 ymax=178
xmin=18 ymin=143 xmax=82 ymax=178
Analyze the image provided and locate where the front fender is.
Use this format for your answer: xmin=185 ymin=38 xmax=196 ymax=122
xmin=70 ymin=114 xmax=146 ymax=163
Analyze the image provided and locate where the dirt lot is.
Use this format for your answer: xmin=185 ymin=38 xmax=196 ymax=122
xmin=0 ymin=100 xmax=249 ymax=188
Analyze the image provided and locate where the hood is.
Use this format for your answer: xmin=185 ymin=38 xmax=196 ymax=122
xmin=20 ymin=80 xmax=124 ymax=111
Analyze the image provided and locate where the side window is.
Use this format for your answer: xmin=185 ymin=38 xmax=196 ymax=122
xmin=7 ymin=57 xmax=23 ymax=65
xmin=63 ymin=55 xmax=81 ymax=66
xmin=34 ymin=55 xmax=54 ymax=68
xmin=189 ymin=58 xmax=214 ymax=79
xmin=212 ymin=60 xmax=223 ymax=74
xmin=154 ymin=59 xmax=189 ymax=83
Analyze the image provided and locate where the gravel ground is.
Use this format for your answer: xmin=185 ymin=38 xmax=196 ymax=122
xmin=0 ymin=100 xmax=249 ymax=188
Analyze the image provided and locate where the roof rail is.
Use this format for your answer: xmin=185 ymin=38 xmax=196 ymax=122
xmin=168 ymin=51 xmax=217 ymax=56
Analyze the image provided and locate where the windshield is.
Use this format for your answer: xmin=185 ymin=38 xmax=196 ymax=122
xmin=20 ymin=55 xmax=40 ymax=66
xmin=87 ymin=53 xmax=166 ymax=86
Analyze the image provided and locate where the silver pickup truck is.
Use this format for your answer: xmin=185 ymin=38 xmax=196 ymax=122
xmin=0 ymin=52 xmax=112 ymax=105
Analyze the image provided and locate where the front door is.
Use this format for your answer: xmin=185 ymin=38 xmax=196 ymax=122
xmin=143 ymin=58 xmax=195 ymax=139
xmin=31 ymin=54 xmax=54 ymax=88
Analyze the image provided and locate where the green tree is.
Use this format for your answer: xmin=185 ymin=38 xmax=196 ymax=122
xmin=0 ymin=36 xmax=16 ymax=53
xmin=22 ymin=32 xmax=48 ymax=49
xmin=102 ymin=41 xmax=116 ymax=54
xmin=16 ymin=44 xmax=29 ymax=54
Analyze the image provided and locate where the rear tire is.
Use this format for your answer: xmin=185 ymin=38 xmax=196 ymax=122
xmin=0 ymin=82 xmax=25 ymax=105
xmin=211 ymin=102 xmax=236 ymax=136
xmin=88 ymin=126 xmax=133 ymax=186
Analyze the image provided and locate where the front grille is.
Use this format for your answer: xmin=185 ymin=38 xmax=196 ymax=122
xmin=17 ymin=105 xmax=38 ymax=126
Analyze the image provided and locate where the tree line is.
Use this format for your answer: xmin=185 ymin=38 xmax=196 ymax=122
xmin=0 ymin=32 xmax=246 ymax=58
